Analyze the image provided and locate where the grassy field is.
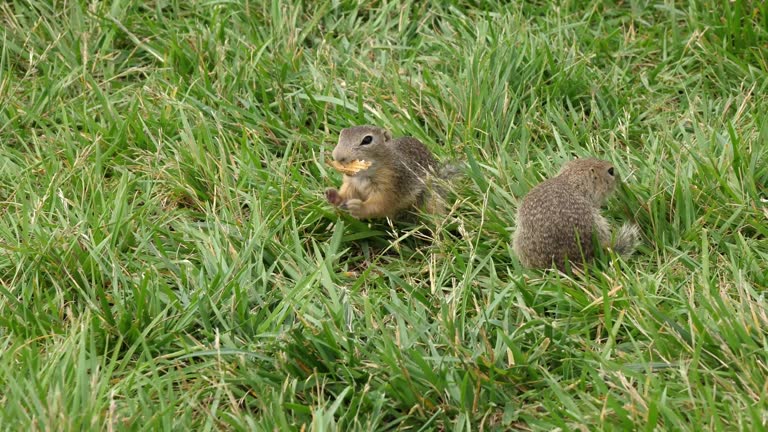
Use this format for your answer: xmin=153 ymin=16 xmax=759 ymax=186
xmin=1 ymin=0 xmax=767 ymax=430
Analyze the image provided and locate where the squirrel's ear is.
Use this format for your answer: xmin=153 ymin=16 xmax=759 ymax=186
xmin=383 ymin=130 xmax=393 ymax=141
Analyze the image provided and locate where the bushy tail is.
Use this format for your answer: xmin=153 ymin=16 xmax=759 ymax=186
xmin=424 ymin=161 xmax=465 ymax=215
xmin=612 ymin=223 xmax=641 ymax=256
xmin=437 ymin=161 xmax=466 ymax=181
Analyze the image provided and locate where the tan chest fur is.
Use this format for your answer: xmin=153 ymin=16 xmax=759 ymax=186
xmin=340 ymin=175 xmax=373 ymax=201
xmin=340 ymin=166 xmax=396 ymax=201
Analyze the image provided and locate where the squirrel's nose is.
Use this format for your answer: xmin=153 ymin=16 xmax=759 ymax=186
xmin=331 ymin=148 xmax=345 ymax=164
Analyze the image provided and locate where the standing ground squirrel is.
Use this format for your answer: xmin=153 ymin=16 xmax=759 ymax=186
xmin=512 ymin=158 xmax=640 ymax=270
xmin=325 ymin=125 xmax=440 ymax=219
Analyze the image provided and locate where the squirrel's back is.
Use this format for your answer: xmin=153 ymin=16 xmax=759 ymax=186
xmin=391 ymin=138 xmax=437 ymax=210
xmin=388 ymin=137 xmax=438 ymax=187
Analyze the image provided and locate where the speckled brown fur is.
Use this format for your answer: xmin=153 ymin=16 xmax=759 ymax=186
xmin=512 ymin=158 xmax=639 ymax=270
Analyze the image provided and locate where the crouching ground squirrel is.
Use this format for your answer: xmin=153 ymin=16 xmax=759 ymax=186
xmin=512 ymin=158 xmax=640 ymax=270
xmin=325 ymin=125 xmax=446 ymax=220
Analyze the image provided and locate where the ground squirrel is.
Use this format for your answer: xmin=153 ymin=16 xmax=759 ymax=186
xmin=325 ymin=125 xmax=440 ymax=219
xmin=512 ymin=158 xmax=640 ymax=270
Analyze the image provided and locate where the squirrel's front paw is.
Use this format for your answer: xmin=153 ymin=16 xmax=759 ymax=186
xmin=340 ymin=198 xmax=363 ymax=218
xmin=325 ymin=188 xmax=343 ymax=206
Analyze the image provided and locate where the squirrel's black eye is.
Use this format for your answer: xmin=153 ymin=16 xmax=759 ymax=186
xmin=360 ymin=135 xmax=373 ymax=145
xmin=607 ymin=167 xmax=615 ymax=176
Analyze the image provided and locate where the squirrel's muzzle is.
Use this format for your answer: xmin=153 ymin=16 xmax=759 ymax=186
xmin=331 ymin=147 xmax=348 ymax=164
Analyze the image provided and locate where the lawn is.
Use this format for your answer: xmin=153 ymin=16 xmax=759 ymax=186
xmin=0 ymin=0 xmax=767 ymax=430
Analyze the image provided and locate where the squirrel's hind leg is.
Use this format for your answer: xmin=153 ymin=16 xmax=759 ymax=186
xmin=344 ymin=192 xmax=402 ymax=219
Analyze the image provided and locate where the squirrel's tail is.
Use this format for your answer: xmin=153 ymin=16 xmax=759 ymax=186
xmin=437 ymin=161 xmax=466 ymax=180
xmin=612 ymin=223 xmax=641 ymax=256
xmin=430 ymin=161 xmax=465 ymax=196
xmin=423 ymin=161 xmax=465 ymax=215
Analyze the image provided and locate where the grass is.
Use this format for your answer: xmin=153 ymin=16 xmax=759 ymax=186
xmin=0 ymin=0 xmax=766 ymax=430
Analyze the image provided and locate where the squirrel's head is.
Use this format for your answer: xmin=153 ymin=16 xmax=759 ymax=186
xmin=558 ymin=158 xmax=618 ymax=205
xmin=332 ymin=125 xmax=393 ymax=174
